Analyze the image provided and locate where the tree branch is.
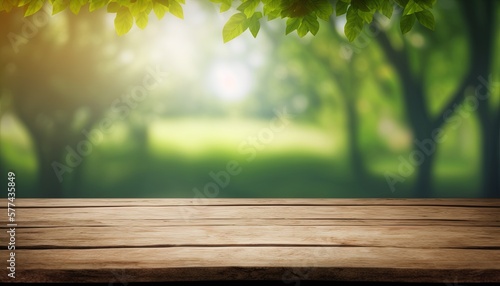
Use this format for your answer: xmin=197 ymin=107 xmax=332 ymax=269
xmin=373 ymin=28 xmax=408 ymax=80
xmin=432 ymin=70 xmax=476 ymax=129
xmin=434 ymin=0 xmax=495 ymax=129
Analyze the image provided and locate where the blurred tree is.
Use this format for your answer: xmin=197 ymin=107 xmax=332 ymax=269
xmin=374 ymin=0 xmax=498 ymax=197
xmin=0 ymin=9 xmax=145 ymax=197
xmin=259 ymin=20 xmax=372 ymax=186
xmin=459 ymin=0 xmax=499 ymax=198
xmin=2 ymin=0 xmax=497 ymax=199
xmin=318 ymin=26 xmax=371 ymax=182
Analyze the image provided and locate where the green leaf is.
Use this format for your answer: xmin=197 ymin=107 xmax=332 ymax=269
xmin=394 ymin=0 xmax=409 ymax=8
xmin=267 ymin=9 xmax=280 ymax=20
xmin=263 ymin=4 xmax=272 ymax=15
xmin=220 ymin=0 xmax=232 ymax=12
xmin=264 ymin=5 xmax=280 ymax=20
xmin=262 ymin=0 xmax=281 ymax=20
xmin=402 ymin=0 xmax=424 ymax=15
xmin=25 ymin=0 xmax=44 ymax=17
xmin=115 ymin=7 xmax=134 ymax=36
xmin=223 ymin=13 xmax=248 ymax=43
xmin=220 ymin=4 xmax=231 ymax=12
xmin=415 ymin=0 xmax=435 ymax=9
xmin=357 ymin=10 xmax=373 ymax=23
xmin=107 ymin=2 xmax=120 ymax=13
xmin=301 ymin=14 xmax=319 ymax=36
xmin=135 ymin=11 xmax=149 ymax=29
xmin=262 ymin=0 xmax=281 ymax=10
xmin=314 ymin=0 xmax=333 ymax=21
xmin=169 ymin=0 xmax=183 ymax=19
xmin=380 ymin=0 xmax=393 ymax=18
xmin=351 ymin=0 xmax=375 ymax=12
xmin=248 ymin=12 xmax=262 ymax=37
xmin=70 ymin=0 xmax=86 ymax=15
xmin=285 ymin=17 xmax=301 ymax=35
xmin=297 ymin=22 xmax=308 ymax=37
xmin=130 ymin=0 xmax=149 ymax=16
xmin=345 ymin=6 xmax=363 ymax=42
xmin=415 ymin=9 xmax=434 ymax=30
xmin=0 ymin=0 xmax=17 ymax=13
xmin=90 ymin=0 xmax=109 ymax=12
xmin=281 ymin=0 xmax=318 ymax=18
xmin=153 ymin=2 xmax=168 ymax=19
xmin=156 ymin=0 xmax=169 ymax=6
xmin=237 ymin=0 xmax=259 ymax=18
xmin=336 ymin=0 xmax=349 ymax=16
xmin=400 ymin=13 xmax=416 ymax=34
xmin=52 ymin=0 xmax=70 ymax=15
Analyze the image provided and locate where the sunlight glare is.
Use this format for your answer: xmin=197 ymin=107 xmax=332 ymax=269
xmin=119 ymin=50 xmax=135 ymax=64
xmin=209 ymin=63 xmax=253 ymax=102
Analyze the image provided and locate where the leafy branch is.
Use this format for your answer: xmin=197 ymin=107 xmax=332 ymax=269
xmin=0 ymin=0 xmax=437 ymax=41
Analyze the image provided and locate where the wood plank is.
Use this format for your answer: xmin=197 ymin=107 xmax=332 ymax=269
xmin=8 ymin=225 xmax=500 ymax=249
xmin=1 ymin=199 xmax=498 ymax=283
xmin=3 ymin=218 xmax=499 ymax=228
xmin=2 ymin=247 xmax=499 ymax=283
xmin=2 ymin=198 xmax=499 ymax=207
xmin=5 ymin=205 xmax=500 ymax=222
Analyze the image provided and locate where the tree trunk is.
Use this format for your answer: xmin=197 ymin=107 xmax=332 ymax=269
xmin=39 ymin=162 xmax=64 ymax=198
xmin=403 ymin=82 xmax=434 ymax=197
xmin=345 ymin=96 xmax=366 ymax=179
xmin=479 ymin=117 xmax=500 ymax=198
xmin=456 ymin=0 xmax=497 ymax=197
xmin=20 ymin=117 xmax=66 ymax=198
xmin=413 ymin=141 xmax=436 ymax=198
xmin=36 ymin=146 xmax=64 ymax=198
xmin=344 ymin=59 xmax=367 ymax=180
xmin=374 ymin=30 xmax=436 ymax=197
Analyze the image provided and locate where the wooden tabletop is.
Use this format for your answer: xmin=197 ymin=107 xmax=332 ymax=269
xmin=1 ymin=199 xmax=499 ymax=283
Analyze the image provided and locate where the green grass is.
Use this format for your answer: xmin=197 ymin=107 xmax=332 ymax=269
xmin=0 ymin=114 xmax=38 ymax=197
xmin=0 ymin=117 xmax=483 ymax=198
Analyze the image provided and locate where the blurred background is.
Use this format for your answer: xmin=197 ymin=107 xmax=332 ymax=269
xmin=0 ymin=0 xmax=498 ymax=198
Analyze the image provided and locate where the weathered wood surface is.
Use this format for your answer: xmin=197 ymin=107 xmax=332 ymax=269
xmin=0 ymin=199 xmax=499 ymax=283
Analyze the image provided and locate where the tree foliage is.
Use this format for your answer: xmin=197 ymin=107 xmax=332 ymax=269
xmin=0 ymin=0 xmax=436 ymax=41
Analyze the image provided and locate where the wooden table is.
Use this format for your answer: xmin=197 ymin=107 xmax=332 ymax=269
xmin=1 ymin=199 xmax=499 ymax=283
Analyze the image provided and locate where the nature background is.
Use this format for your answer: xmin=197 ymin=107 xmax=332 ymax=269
xmin=0 ymin=0 xmax=498 ymax=198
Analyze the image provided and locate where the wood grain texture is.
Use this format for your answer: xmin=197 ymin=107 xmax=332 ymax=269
xmin=0 ymin=199 xmax=499 ymax=283
xmin=6 ymin=198 xmax=500 ymax=207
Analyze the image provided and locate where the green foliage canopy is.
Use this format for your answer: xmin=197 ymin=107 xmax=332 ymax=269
xmin=0 ymin=0 xmax=436 ymax=41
